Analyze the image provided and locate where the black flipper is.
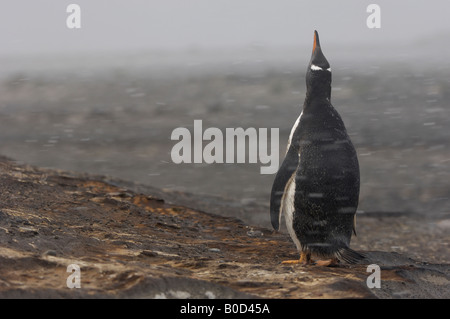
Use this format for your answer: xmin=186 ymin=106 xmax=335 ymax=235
xmin=270 ymin=147 xmax=299 ymax=231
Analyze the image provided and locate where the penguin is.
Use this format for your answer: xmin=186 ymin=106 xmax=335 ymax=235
xmin=270 ymin=30 xmax=364 ymax=266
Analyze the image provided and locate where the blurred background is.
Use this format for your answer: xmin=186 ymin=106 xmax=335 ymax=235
xmin=1 ymin=0 xmax=450 ymax=226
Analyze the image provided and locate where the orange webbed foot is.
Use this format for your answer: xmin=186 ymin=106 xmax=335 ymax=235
xmin=281 ymin=252 xmax=313 ymax=265
xmin=315 ymin=258 xmax=340 ymax=267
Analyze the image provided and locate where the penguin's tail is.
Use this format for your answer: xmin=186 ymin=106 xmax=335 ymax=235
xmin=336 ymin=247 xmax=366 ymax=264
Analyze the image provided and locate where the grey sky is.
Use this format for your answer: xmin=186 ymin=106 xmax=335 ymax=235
xmin=1 ymin=0 xmax=449 ymax=56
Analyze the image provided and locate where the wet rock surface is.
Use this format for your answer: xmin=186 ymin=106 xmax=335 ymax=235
xmin=0 ymin=156 xmax=449 ymax=299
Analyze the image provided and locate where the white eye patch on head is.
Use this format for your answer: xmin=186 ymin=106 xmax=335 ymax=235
xmin=311 ymin=64 xmax=331 ymax=72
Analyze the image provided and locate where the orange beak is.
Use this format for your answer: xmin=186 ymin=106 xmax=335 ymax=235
xmin=312 ymin=30 xmax=320 ymax=53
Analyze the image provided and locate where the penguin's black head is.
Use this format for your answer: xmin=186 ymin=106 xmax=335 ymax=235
xmin=306 ymin=30 xmax=331 ymax=100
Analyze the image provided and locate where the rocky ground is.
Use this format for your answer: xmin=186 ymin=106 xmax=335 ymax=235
xmin=0 ymin=156 xmax=448 ymax=299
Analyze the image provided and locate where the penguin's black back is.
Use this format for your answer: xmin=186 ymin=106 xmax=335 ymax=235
xmin=292 ymin=99 xmax=360 ymax=257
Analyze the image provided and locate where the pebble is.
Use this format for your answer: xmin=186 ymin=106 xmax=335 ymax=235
xmin=42 ymin=250 xmax=57 ymax=257
xmin=139 ymin=250 xmax=158 ymax=257
xmin=247 ymin=230 xmax=263 ymax=237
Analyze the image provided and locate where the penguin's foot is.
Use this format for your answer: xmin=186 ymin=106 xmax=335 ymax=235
xmin=315 ymin=257 xmax=340 ymax=267
xmin=282 ymin=252 xmax=312 ymax=265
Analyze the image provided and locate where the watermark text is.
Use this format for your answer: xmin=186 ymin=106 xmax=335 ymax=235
xmin=171 ymin=120 xmax=279 ymax=174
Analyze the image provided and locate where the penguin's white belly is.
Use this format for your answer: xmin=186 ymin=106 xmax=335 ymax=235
xmin=283 ymin=176 xmax=302 ymax=252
